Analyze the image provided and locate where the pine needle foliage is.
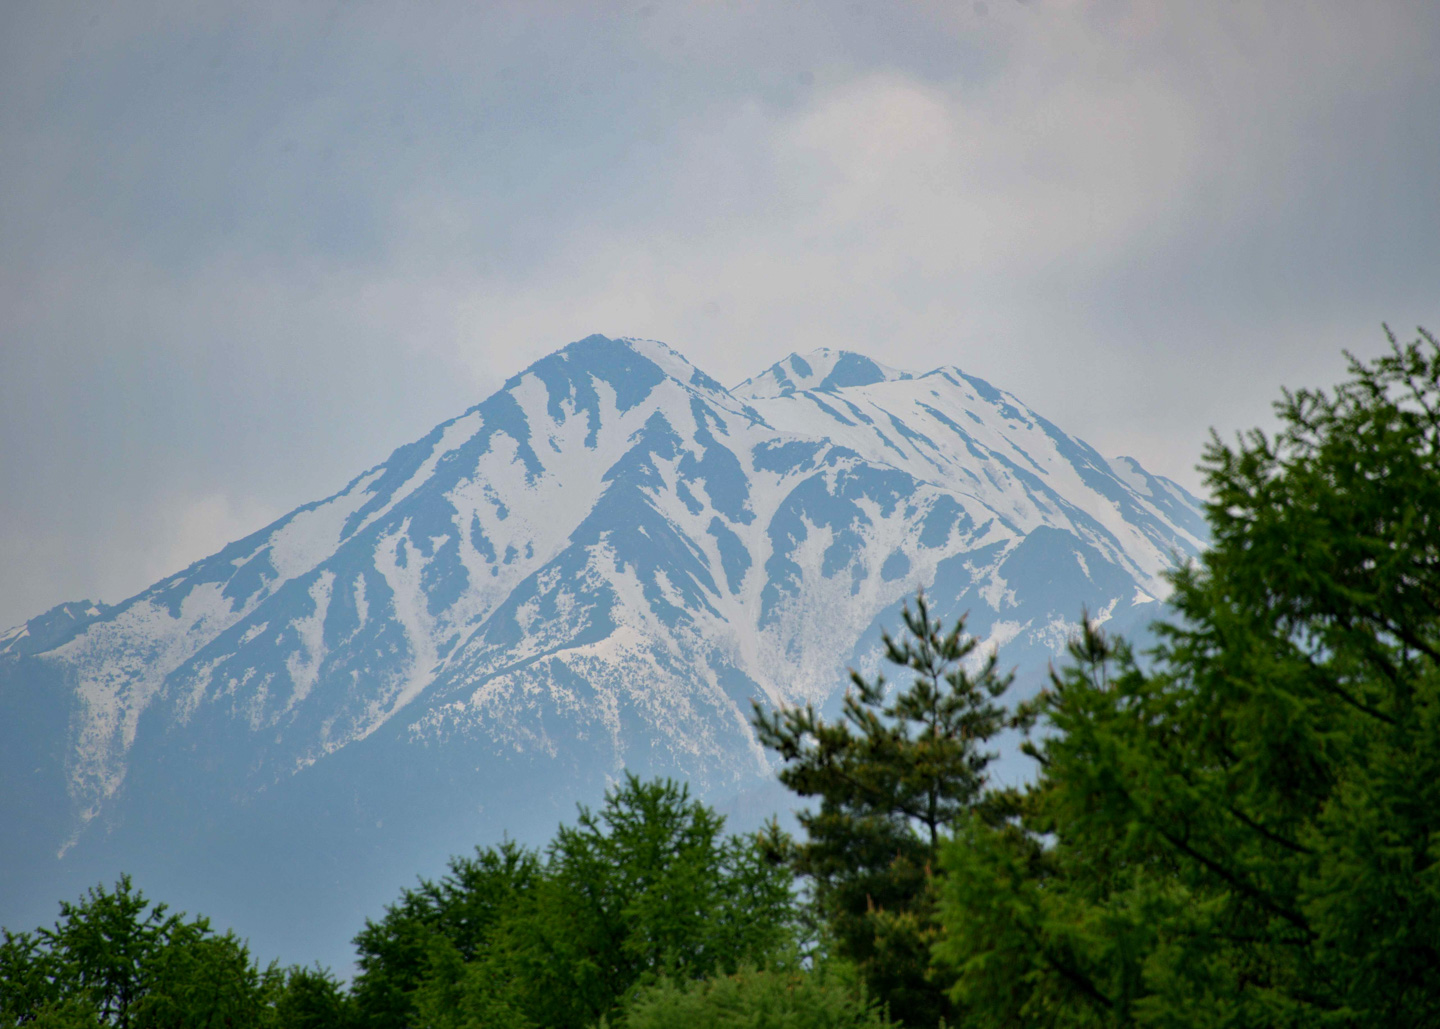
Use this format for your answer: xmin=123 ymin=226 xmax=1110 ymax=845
xmin=753 ymin=593 xmax=1012 ymax=1027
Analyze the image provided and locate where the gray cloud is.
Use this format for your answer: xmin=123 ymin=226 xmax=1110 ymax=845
xmin=2 ymin=0 xmax=1438 ymax=627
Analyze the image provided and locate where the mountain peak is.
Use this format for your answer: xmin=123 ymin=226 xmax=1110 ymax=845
xmin=0 ymin=333 xmax=1206 ymax=973
xmin=517 ymin=335 xmax=731 ymax=404
xmin=734 ymin=348 xmax=912 ymax=399
xmin=617 ymin=336 xmax=730 ymax=396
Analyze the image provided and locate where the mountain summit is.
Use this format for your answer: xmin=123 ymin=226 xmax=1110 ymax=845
xmin=0 ymin=334 xmax=1204 ymax=968
xmin=734 ymin=348 xmax=914 ymax=397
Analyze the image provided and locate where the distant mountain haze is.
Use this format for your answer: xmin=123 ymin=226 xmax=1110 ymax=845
xmin=0 ymin=335 xmax=1205 ymax=972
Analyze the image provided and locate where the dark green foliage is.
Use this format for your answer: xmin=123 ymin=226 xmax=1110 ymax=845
xmin=616 ymin=963 xmax=897 ymax=1029
xmin=270 ymin=967 xmax=354 ymax=1029
xmin=359 ymin=775 xmax=796 ymax=1029
xmin=934 ymin=329 xmax=1440 ymax=1027
xmin=133 ymin=933 xmax=274 ymax=1029
xmin=754 ymin=595 xmax=1012 ymax=1026
xmin=1 ymin=924 xmax=59 ymax=1026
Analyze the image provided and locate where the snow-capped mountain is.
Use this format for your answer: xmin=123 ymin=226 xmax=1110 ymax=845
xmin=0 ymin=334 xmax=1205 ymax=969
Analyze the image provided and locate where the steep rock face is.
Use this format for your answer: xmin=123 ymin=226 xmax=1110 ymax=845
xmin=0 ymin=334 xmax=1204 ymax=968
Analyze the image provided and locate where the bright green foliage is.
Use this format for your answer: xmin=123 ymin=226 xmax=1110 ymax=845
xmin=371 ymin=775 xmax=796 ymax=1029
xmin=497 ymin=775 xmax=796 ymax=1026
xmin=0 ymin=875 xmax=282 ymax=1029
xmin=934 ymin=330 xmax=1440 ymax=1027
xmin=616 ymin=963 xmax=897 ymax=1029
xmin=351 ymin=839 xmax=541 ymax=1029
xmin=407 ymin=937 xmax=534 ymax=1029
xmin=754 ymin=594 xmax=1012 ymax=1026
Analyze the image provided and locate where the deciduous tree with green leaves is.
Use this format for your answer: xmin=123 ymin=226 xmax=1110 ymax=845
xmin=0 ymin=875 xmax=281 ymax=1029
xmin=269 ymin=966 xmax=355 ymax=1029
xmin=372 ymin=775 xmax=796 ymax=1029
xmin=351 ymin=839 xmax=541 ymax=1029
xmin=616 ymin=963 xmax=897 ymax=1029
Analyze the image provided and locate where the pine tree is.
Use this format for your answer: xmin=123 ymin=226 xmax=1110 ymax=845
xmin=754 ymin=593 xmax=1012 ymax=1027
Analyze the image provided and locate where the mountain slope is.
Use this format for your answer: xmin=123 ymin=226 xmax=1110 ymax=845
xmin=0 ymin=334 xmax=1204 ymax=969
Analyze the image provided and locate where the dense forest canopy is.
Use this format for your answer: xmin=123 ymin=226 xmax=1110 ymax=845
xmin=5 ymin=329 xmax=1438 ymax=1027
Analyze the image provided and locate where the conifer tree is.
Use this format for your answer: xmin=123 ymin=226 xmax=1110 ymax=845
xmin=934 ymin=328 xmax=1440 ymax=1027
xmin=754 ymin=594 xmax=1012 ymax=1027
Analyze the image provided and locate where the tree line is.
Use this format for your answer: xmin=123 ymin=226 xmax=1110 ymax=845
xmin=5 ymin=330 xmax=1439 ymax=1027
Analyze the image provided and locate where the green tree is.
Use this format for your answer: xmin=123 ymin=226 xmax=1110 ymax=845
xmin=269 ymin=966 xmax=355 ymax=1029
xmin=2 ymin=923 xmax=63 ymax=1027
xmin=406 ymin=938 xmax=534 ymax=1029
xmin=508 ymin=775 xmax=795 ymax=1027
xmin=387 ymin=775 xmax=796 ymax=1029
xmin=754 ymin=594 xmax=1012 ymax=1026
xmin=351 ymin=839 xmax=541 ymax=1029
xmin=617 ymin=963 xmax=896 ymax=1029
xmin=0 ymin=876 xmax=280 ymax=1029
xmin=133 ymin=932 xmax=274 ymax=1029
xmin=934 ymin=329 xmax=1440 ymax=1027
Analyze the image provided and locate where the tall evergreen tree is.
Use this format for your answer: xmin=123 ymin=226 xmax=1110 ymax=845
xmin=754 ymin=594 xmax=1012 ymax=1026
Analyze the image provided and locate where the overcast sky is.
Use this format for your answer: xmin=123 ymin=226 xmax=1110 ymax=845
xmin=2 ymin=0 xmax=1437 ymax=629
